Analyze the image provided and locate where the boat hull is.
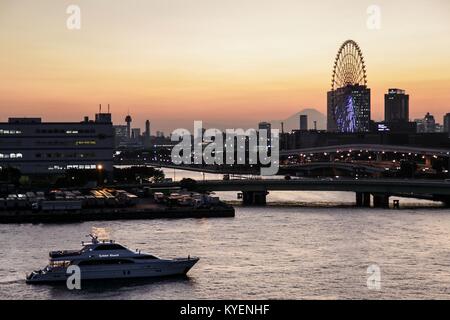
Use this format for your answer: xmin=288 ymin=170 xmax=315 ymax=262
xmin=26 ymin=258 xmax=199 ymax=284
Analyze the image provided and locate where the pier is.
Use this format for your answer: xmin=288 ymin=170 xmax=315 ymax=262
xmin=0 ymin=205 xmax=235 ymax=224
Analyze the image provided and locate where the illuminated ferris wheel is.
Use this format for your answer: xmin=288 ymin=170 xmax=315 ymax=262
xmin=331 ymin=40 xmax=367 ymax=91
xmin=329 ymin=40 xmax=368 ymax=133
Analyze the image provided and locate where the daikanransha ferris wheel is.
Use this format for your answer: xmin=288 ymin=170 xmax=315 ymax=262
xmin=327 ymin=40 xmax=371 ymax=133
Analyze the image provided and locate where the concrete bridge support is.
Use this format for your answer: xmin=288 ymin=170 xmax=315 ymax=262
xmin=373 ymin=193 xmax=390 ymax=208
xmin=425 ymin=155 xmax=432 ymax=168
xmin=242 ymin=191 xmax=268 ymax=206
xmin=376 ymin=153 xmax=383 ymax=162
xmin=356 ymin=192 xmax=371 ymax=207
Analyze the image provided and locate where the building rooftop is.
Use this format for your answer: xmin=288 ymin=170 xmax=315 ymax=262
xmin=8 ymin=118 xmax=42 ymax=124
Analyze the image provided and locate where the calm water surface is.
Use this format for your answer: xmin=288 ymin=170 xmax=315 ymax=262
xmin=1 ymin=170 xmax=450 ymax=299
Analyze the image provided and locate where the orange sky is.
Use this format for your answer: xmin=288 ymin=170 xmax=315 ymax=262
xmin=1 ymin=0 xmax=450 ymax=132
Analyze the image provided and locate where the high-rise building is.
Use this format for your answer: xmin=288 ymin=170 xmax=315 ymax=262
xmin=113 ymin=125 xmax=127 ymax=147
xmin=299 ymin=115 xmax=308 ymax=131
xmin=125 ymin=114 xmax=132 ymax=140
xmin=423 ymin=112 xmax=436 ymax=133
xmin=258 ymin=122 xmax=271 ymax=131
xmin=443 ymin=113 xmax=450 ymax=134
xmin=143 ymin=120 xmax=151 ymax=148
xmin=145 ymin=120 xmax=150 ymax=137
xmin=131 ymin=128 xmax=141 ymax=141
xmin=258 ymin=122 xmax=272 ymax=147
xmin=385 ymin=89 xmax=409 ymax=123
xmin=327 ymin=85 xmax=371 ymax=132
xmin=414 ymin=118 xmax=425 ymax=133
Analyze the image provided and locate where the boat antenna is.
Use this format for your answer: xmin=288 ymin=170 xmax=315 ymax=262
xmin=87 ymin=234 xmax=99 ymax=244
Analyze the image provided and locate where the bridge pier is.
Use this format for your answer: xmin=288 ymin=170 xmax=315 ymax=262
xmin=425 ymin=155 xmax=432 ymax=167
xmin=356 ymin=192 xmax=371 ymax=207
xmin=376 ymin=153 xmax=383 ymax=162
xmin=373 ymin=193 xmax=390 ymax=208
xmin=242 ymin=191 xmax=268 ymax=206
xmin=356 ymin=192 xmax=363 ymax=207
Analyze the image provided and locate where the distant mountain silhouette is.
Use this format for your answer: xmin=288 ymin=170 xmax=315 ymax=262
xmin=270 ymin=108 xmax=326 ymax=132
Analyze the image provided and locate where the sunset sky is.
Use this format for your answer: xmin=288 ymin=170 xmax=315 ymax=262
xmin=1 ymin=0 xmax=449 ymax=132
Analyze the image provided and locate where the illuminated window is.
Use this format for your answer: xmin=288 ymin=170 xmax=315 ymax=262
xmin=66 ymin=164 xmax=97 ymax=170
xmin=0 ymin=153 xmax=23 ymax=159
xmin=0 ymin=129 xmax=22 ymax=135
xmin=75 ymin=141 xmax=96 ymax=146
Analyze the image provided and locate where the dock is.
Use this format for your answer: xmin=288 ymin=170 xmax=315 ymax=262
xmin=0 ymin=187 xmax=235 ymax=223
xmin=0 ymin=205 xmax=235 ymax=223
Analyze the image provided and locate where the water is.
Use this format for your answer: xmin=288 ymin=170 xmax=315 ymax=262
xmin=1 ymin=169 xmax=450 ymax=300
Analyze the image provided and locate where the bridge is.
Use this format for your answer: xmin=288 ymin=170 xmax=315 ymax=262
xmin=148 ymin=161 xmax=385 ymax=175
xmin=279 ymin=144 xmax=450 ymax=157
xmin=119 ymin=143 xmax=450 ymax=177
xmin=280 ymin=162 xmax=386 ymax=175
xmin=147 ymin=178 xmax=450 ymax=207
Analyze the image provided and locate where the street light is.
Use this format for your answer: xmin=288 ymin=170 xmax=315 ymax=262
xmin=97 ymin=164 xmax=104 ymax=186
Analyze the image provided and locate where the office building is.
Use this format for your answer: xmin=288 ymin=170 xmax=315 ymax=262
xmin=423 ymin=112 xmax=436 ymax=133
xmin=385 ymin=89 xmax=409 ymax=123
xmin=443 ymin=113 xmax=450 ymax=136
xmin=131 ymin=128 xmax=141 ymax=141
xmin=125 ymin=114 xmax=132 ymax=140
xmin=143 ymin=120 xmax=152 ymax=148
xmin=113 ymin=125 xmax=127 ymax=148
xmin=145 ymin=120 xmax=150 ymax=137
xmin=258 ymin=122 xmax=272 ymax=149
xmin=299 ymin=115 xmax=308 ymax=131
xmin=0 ymin=112 xmax=114 ymax=174
xmin=327 ymin=85 xmax=371 ymax=132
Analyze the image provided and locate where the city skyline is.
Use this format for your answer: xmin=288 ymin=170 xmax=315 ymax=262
xmin=1 ymin=0 xmax=450 ymax=132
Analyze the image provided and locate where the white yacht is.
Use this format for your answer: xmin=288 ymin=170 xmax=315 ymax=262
xmin=26 ymin=235 xmax=199 ymax=283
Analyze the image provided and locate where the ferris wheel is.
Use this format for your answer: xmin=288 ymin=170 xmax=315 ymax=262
xmin=331 ymin=40 xmax=367 ymax=91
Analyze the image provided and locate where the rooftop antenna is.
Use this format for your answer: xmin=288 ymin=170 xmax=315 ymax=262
xmin=99 ymin=104 xmax=102 ymax=113
xmin=281 ymin=122 xmax=284 ymax=134
xmin=108 ymin=104 xmax=110 ymax=113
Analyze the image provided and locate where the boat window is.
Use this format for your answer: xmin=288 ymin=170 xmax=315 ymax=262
xmin=78 ymin=259 xmax=134 ymax=266
xmin=49 ymin=250 xmax=81 ymax=258
xmin=49 ymin=261 xmax=71 ymax=268
xmin=93 ymin=244 xmax=126 ymax=251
